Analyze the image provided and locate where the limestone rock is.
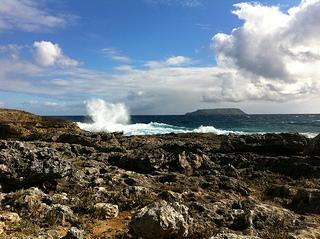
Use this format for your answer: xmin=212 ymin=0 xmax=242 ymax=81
xmin=0 ymin=212 xmax=21 ymax=223
xmin=304 ymin=134 xmax=320 ymax=155
xmin=45 ymin=204 xmax=77 ymax=226
xmin=290 ymin=188 xmax=320 ymax=214
xmin=210 ymin=234 xmax=261 ymax=239
xmin=129 ymin=200 xmax=192 ymax=239
xmin=93 ymin=203 xmax=119 ymax=219
xmin=62 ymin=227 xmax=84 ymax=239
xmin=0 ymin=141 xmax=71 ymax=192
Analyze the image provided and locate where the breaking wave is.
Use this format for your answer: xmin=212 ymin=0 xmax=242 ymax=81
xmin=77 ymin=99 xmax=242 ymax=136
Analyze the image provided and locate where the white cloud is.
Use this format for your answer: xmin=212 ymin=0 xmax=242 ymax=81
xmin=0 ymin=44 xmax=22 ymax=60
xmin=114 ymin=65 xmax=133 ymax=71
xmin=209 ymin=0 xmax=320 ymax=102
xmin=1 ymin=0 xmax=320 ymax=114
xmin=33 ymin=41 xmax=79 ymax=67
xmin=23 ymin=100 xmax=64 ymax=108
xmin=166 ymin=56 xmax=191 ymax=66
xmin=0 ymin=0 xmax=72 ymax=32
xmin=102 ymin=48 xmax=131 ymax=63
xmin=146 ymin=56 xmax=192 ymax=68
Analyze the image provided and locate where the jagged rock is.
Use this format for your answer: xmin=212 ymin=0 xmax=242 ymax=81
xmin=129 ymin=200 xmax=192 ymax=239
xmin=45 ymin=204 xmax=77 ymax=226
xmin=210 ymin=234 xmax=261 ymax=239
xmin=178 ymin=151 xmax=193 ymax=176
xmin=51 ymin=193 xmax=69 ymax=204
xmin=304 ymin=134 xmax=320 ymax=155
xmin=223 ymin=133 xmax=308 ymax=155
xmin=288 ymin=226 xmax=320 ymax=239
xmin=290 ymin=188 xmax=320 ymax=214
xmin=0 ymin=108 xmax=319 ymax=238
xmin=0 ymin=212 xmax=21 ymax=223
xmin=265 ymin=184 xmax=296 ymax=198
xmin=0 ymin=221 xmax=5 ymax=235
xmin=93 ymin=203 xmax=119 ymax=219
xmin=0 ymin=141 xmax=71 ymax=192
xmin=62 ymin=227 xmax=84 ymax=239
xmin=3 ymin=187 xmax=50 ymax=219
xmin=0 ymin=108 xmax=80 ymax=141
xmin=108 ymin=153 xmax=155 ymax=174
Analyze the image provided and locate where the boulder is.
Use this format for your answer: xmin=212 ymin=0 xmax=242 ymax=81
xmin=290 ymin=188 xmax=320 ymax=214
xmin=0 ymin=212 xmax=21 ymax=223
xmin=62 ymin=227 xmax=85 ymax=239
xmin=210 ymin=234 xmax=261 ymax=239
xmin=3 ymin=187 xmax=50 ymax=219
xmin=304 ymin=134 xmax=320 ymax=155
xmin=45 ymin=204 xmax=77 ymax=226
xmin=230 ymin=200 xmax=296 ymax=232
xmin=93 ymin=203 xmax=119 ymax=219
xmin=129 ymin=200 xmax=192 ymax=239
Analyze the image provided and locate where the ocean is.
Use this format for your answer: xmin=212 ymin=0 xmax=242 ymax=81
xmin=49 ymin=114 xmax=320 ymax=138
xmin=45 ymin=99 xmax=320 ymax=137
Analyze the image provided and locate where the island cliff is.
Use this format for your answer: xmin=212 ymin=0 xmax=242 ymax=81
xmin=185 ymin=108 xmax=246 ymax=116
xmin=0 ymin=108 xmax=320 ymax=239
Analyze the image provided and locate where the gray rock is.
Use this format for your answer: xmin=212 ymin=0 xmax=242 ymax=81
xmin=0 ymin=141 xmax=71 ymax=192
xmin=4 ymin=187 xmax=50 ymax=219
xmin=210 ymin=233 xmax=261 ymax=239
xmin=0 ymin=212 xmax=21 ymax=223
xmin=93 ymin=203 xmax=119 ymax=219
xmin=62 ymin=227 xmax=84 ymax=239
xmin=45 ymin=204 xmax=77 ymax=226
xmin=304 ymin=134 xmax=320 ymax=155
xmin=290 ymin=188 xmax=320 ymax=214
xmin=129 ymin=200 xmax=192 ymax=239
xmin=288 ymin=226 xmax=320 ymax=239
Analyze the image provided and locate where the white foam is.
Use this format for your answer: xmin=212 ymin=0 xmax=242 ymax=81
xmin=77 ymin=99 xmax=130 ymax=133
xmin=77 ymin=99 xmax=241 ymax=136
xmin=77 ymin=99 xmax=318 ymax=137
xmin=193 ymin=126 xmax=239 ymax=134
xmin=301 ymin=132 xmax=319 ymax=138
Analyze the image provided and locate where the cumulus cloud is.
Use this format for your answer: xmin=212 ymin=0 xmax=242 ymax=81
xmin=209 ymin=0 xmax=320 ymax=102
xmin=0 ymin=0 xmax=73 ymax=32
xmin=102 ymin=48 xmax=131 ymax=63
xmin=33 ymin=41 xmax=79 ymax=67
xmin=146 ymin=56 xmax=192 ymax=68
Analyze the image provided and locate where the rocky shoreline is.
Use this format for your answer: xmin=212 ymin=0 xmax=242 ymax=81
xmin=0 ymin=109 xmax=320 ymax=238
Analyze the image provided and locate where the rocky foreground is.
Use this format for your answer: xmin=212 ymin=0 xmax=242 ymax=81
xmin=0 ymin=109 xmax=320 ymax=239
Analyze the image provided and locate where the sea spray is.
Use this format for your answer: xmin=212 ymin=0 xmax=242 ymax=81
xmin=77 ymin=99 xmax=130 ymax=132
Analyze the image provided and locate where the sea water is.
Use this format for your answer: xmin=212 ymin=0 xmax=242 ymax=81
xmin=48 ymin=99 xmax=320 ymax=137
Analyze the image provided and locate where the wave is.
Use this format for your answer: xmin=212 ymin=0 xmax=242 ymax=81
xmin=78 ymin=120 xmax=240 ymax=136
xmin=77 ymin=99 xmax=243 ymax=136
xmin=301 ymin=132 xmax=319 ymax=138
xmin=77 ymin=99 xmax=318 ymax=137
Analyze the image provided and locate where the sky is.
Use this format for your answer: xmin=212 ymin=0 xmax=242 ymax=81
xmin=0 ymin=0 xmax=319 ymax=115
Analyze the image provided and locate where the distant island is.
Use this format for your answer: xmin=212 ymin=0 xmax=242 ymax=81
xmin=185 ymin=108 xmax=246 ymax=116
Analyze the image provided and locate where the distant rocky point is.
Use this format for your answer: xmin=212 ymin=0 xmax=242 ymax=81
xmin=185 ymin=108 xmax=246 ymax=116
xmin=0 ymin=108 xmax=81 ymax=140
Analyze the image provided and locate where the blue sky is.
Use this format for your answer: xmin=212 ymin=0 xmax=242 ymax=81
xmin=0 ymin=0 xmax=319 ymax=115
